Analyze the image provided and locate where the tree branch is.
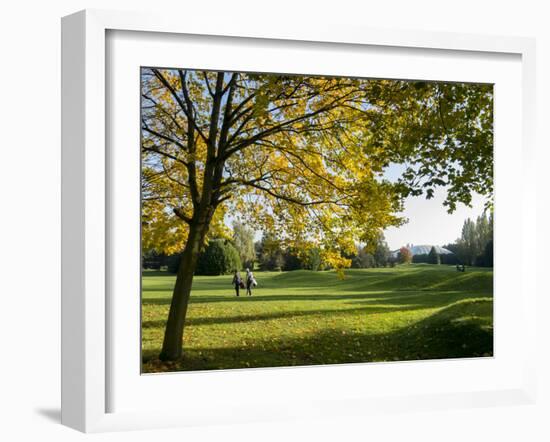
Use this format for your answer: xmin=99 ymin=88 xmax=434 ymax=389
xmin=142 ymin=124 xmax=188 ymax=154
xmin=219 ymin=100 xmax=344 ymax=162
xmin=151 ymin=68 xmax=209 ymax=144
xmin=235 ymin=181 xmax=341 ymax=207
xmin=218 ymin=73 xmax=238 ymax=155
xmin=173 ymin=207 xmax=192 ymax=224
xmin=202 ymin=72 xmax=215 ymax=97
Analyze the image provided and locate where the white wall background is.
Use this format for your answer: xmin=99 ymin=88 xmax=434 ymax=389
xmin=0 ymin=1 xmax=547 ymax=440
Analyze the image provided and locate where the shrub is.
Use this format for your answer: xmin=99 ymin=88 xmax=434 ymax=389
xmin=195 ymin=239 xmax=242 ymax=276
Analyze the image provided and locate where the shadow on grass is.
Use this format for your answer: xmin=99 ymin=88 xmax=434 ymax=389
xmin=143 ymin=291 xmax=489 ymax=329
xmin=142 ymin=303 xmax=430 ymax=329
xmin=143 ymin=269 xmax=492 ymax=300
xmin=143 ymin=289 xmax=489 ymax=306
xmin=142 ymin=299 xmax=493 ymax=373
xmin=337 ymin=270 xmax=492 ymax=293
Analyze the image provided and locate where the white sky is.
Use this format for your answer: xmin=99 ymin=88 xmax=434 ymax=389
xmin=383 ymin=188 xmax=486 ymax=251
xmin=381 ymin=163 xmax=487 ymax=250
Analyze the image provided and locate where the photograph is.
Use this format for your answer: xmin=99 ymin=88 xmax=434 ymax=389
xmin=140 ymin=67 xmax=494 ymax=373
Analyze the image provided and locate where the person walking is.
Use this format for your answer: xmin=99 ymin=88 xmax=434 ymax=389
xmin=245 ymin=268 xmax=256 ymax=296
xmin=232 ymin=270 xmax=242 ymax=297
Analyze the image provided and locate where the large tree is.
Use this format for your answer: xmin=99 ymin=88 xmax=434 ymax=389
xmin=373 ymin=233 xmax=391 ymax=267
xmin=455 ymin=212 xmax=493 ymax=265
xmin=398 ymin=246 xmax=413 ymax=264
xmin=231 ymin=221 xmax=256 ymax=269
xmin=141 ymin=69 xmax=493 ymax=360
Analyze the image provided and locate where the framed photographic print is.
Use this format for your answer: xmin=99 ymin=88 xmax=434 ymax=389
xmin=61 ymin=9 xmax=537 ymax=433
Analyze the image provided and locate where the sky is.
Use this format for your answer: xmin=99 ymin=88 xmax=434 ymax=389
xmin=381 ymin=163 xmax=487 ymax=250
xmin=382 ymin=188 xmax=486 ymax=251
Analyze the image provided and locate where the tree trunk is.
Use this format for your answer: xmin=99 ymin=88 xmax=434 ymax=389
xmin=158 ymin=222 xmax=205 ymax=361
xmin=157 ymin=73 xmax=225 ymax=361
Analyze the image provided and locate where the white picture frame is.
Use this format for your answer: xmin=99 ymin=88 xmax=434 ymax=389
xmin=61 ymin=9 xmax=537 ymax=433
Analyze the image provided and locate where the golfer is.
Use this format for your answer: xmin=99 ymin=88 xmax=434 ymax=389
xmin=232 ymin=270 xmax=242 ymax=297
xmin=245 ymin=268 xmax=256 ymax=296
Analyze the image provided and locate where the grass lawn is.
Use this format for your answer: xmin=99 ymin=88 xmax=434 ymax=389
xmin=141 ymin=264 xmax=493 ymax=373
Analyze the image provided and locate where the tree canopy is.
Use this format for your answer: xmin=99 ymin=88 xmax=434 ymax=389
xmin=141 ymin=69 xmax=493 ymax=272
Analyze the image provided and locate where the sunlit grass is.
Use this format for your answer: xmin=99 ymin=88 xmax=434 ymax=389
xmin=141 ymin=264 xmax=493 ymax=373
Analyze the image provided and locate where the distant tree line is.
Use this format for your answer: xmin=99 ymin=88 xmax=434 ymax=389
xmin=254 ymin=232 xmax=392 ymax=272
xmin=408 ymin=213 xmax=492 ymax=267
xmin=446 ymin=212 xmax=493 ymax=267
xmin=412 ymin=249 xmax=459 ymax=265
xmin=142 ymin=249 xmax=180 ymax=272
xmin=143 ymin=227 xmax=395 ymax=275
xmin=392 ymin=212 xmax=493 ymax=268
xmin=144 ymin=213 xmax=494 ymax=274
xmin=344 ymin=234 xmax=392 ymax=269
